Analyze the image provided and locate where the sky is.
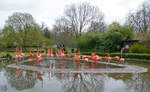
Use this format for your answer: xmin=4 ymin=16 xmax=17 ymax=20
xmin=0 ymin=0 xmax=147 ymax=28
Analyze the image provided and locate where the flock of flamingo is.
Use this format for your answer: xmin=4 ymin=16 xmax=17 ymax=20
xmin=15 ymin=48 xmax=125 ymax=68
xmin=14 ymin=48 xmax=126 ymax=88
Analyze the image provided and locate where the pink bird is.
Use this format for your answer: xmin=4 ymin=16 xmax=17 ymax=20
xmin=50 ymin=48 xmax=54 ymax=57
xmin=47 ymin=49 xmax=50 ymax=57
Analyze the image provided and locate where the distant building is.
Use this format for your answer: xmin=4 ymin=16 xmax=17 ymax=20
xmin=122 ymin=40 xmax=139 ymax=53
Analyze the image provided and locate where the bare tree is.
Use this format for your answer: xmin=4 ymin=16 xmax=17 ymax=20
xmin=51 ymin=18 xmax=75 ymax=47
xmin=126 ymin=2 xmax=150 ymax=33
xmin=55 ymin=2 xmax=105 ymax=39
xmin=88 ymin=15 xmax=106 ymax=33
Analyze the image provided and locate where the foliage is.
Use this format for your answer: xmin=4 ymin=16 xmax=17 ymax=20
xmin=130 ymin=43 xmax=150 ymax=53
xmin=1 ymin=12 xmax=52 ymax=48
xmin=77 ymin=32 xmax=103 ymax=50
xmin=103 ymin=24 xmax=134 ymax=52
xmin=77 ymin=23 xmax=134 ymax=52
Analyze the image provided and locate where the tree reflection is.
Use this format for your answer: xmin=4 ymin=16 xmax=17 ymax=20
xmin=5 ymin=69 xmax=37 ymax=91
xmin=55 ymin=73 xmax=105 ymax=92
xmin=125 ymin=69 xmax=150 ymax=92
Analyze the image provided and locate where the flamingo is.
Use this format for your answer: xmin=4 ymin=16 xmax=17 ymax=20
xmin=59 ymin=48 xmax=63 ymax=57
xmin=50 ymin=48 xmax=54 ymax=57
xmin=15 ymin=48 xmax=20 ymax=64
xmin=27 ymin=50 xmax=34 ymax=62
xmin=82 ymin=55 xmax=91 ymax=62
xmin=36 ymin=48 xmax=43 ymax=62
xmin=15 ymin=48 xmax=19 ymax=59
xmin=62 ymin=49 xmax=66 ymax=57
xmin=72 ymin=55 xmax=81 ymax=67
xmin=114 ymin=56 xmax=120 ymax=65
xmin=77 ymin=49 xmax=80 ymax=56
xmin=67 ymin=48 xmax=71 ymax=58
xmin=91 ymin=53 xmax=98 ymax=68
xmin=36 ymin=53 xmax=43 ymax=61
xmin=29 ymin=50 xmax=33 ymax=57
xmin=55 ymin=48 xmax=58 ymax=57
xmin=95 ymin=55 xmax=103 ymax=64
xmin=20 ymin=49 xmax=26 ymax=57
xmin=120 ymin=58 xmax=125 ymax=66
xmin=47 ymin=49 xmax=50 ymax=57
xmin=105 ymin=56 xmax=112 ymax=68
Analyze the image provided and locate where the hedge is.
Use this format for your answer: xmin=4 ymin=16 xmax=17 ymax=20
xmin=81 ymin=52 xmax=150 ymax=60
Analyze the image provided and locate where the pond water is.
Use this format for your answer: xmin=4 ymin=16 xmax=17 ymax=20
xmin=0 ymin=59 xmax=150 ymax=92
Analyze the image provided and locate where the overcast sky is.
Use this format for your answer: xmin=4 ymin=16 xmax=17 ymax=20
xmin=0 ymin=0 xmax=147 ymax=28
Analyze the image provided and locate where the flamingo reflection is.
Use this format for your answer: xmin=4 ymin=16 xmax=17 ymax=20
xmin=37 ymin=72 xmax=44 ymax=88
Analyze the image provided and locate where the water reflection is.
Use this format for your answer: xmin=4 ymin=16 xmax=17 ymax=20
xmin=125 ymin=71 xmax=150 ymax=92
xmin=60 ymin=73 xmax=105 ymax=92
xmin=0 ymin=60 xmax=150 ymax=92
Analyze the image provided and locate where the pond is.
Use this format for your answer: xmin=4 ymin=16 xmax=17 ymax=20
xmin=0 ymin=58 xmax=150 ymax=92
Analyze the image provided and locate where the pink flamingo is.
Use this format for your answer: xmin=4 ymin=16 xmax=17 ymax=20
xmin=91 ymin=53 xmax=98 ymax=68
xmin=62 ymin=49 xmax=66 ymax=57
xmin=15 ymin=48 xmax=19 ymax=60
xmin=77 ymin=49 xmax=80 ymax=56
xmin=95 ymin=55 xmax=103 ymax=64
xmin=72 ymin=55 xmax=81 ymax=67
xmin=114 ymin=56 xmax=120 ymax=65
xmin=50 ymin=48 xmax=54 ymax=57
xmin=20 ymin=49 xmax=26 ymax=57
xmin=55 ymin=48 xmax=58 ymax=57
xmin=35 ymin=48 xmax=43 ymax=62
xmin=105 ymin=56 xmax=112 ymax=68
xmin=120 ymin=58 xmax=125 ymax=66
xmin=82 ymin=55 xmax=91 ymax=62
xmin=67 ymin=48 xmax=71 ymax=58
xmin=27 ymin=50 xmax=34 ymax=62
xmin=47 ymin=49 xmax=50 ymax=57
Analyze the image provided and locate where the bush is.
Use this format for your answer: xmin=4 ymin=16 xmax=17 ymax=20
xmin=77 ymin=24 xmax=134 ymax=52
xmin=77 ymin=33 xmax=103 ymax=50
xmin=130 ymin=43 xmax=150 ymax=53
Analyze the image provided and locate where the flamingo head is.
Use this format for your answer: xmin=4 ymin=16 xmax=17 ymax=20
xmin=115 ymin=56 xmax=120 ymax=60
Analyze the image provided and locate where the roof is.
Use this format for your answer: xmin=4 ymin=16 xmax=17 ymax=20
xmin=122 ymin=40 xmax=139 ymax=42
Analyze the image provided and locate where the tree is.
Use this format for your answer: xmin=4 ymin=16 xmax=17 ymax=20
xmin=88 ymin=20 xmax=106 ymax=33
xmin=126 ymin=2 xmax=150 ymax=33
xmin=103 ymin=23 xmax=134 ymax=52
xmin=40 ymin=23 xmax=51 ymax=39
xmin=4 ymin=12 xmax=39 ymax=47
xmin=54 ymin=2 xmax=105 ymax=39
xmin=77 ymin=32 xmax=102 ymax=50
xmin=2 ymin=12 xmax=51 ymax=47
xmin=51 ymin=18 xmax=75 ymax=47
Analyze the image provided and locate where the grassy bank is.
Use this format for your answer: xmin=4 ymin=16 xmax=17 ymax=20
xmin=81 ymin=52 xmax=150 ymax=60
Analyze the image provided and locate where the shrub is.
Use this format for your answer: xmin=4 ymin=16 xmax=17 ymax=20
xmin=130 ymin=43 xmax=150 ymax=53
